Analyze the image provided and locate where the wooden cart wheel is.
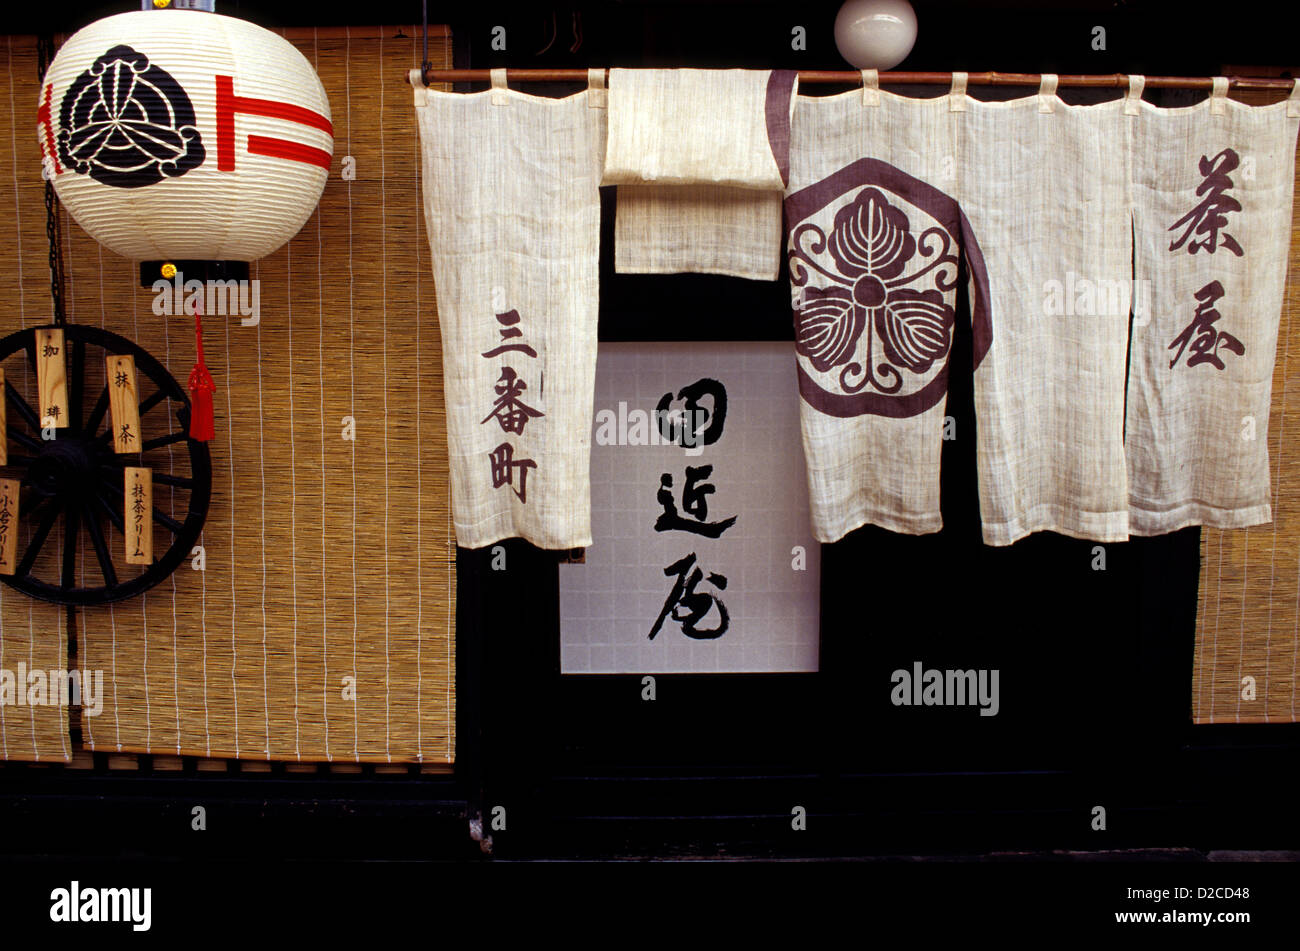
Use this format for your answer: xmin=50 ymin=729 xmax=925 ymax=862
xmin=0 ymin=323 xmax=211 ymax=605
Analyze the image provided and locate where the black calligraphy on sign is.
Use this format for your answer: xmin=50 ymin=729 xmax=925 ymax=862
xmin=649 ymin=377 xmax=737 ymax=641
xmin=130 ymin=482 xmax=147 ymax=557
xmin=118 ymin=423 xmax=135 ymax=446
xmin=113 ymin=369 xmax=130 ymax=388
xmin=656 ymin=377 xmax=727 ymax=449
xmin=481 ymin=307 xmax=540 ymax=502
xmin=1168 ymin=280 xmax=1245 ymax=371
xmin=654 ymin=465 xmax=738 ymax=538
xmin=1168 ymin=148 xmax=1244 ymax=257
xmin=649 ymin=552 xmax=730 ymax=640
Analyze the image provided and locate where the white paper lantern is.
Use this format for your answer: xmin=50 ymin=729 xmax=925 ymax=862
xmin=37 ymin=9 xmax=333 ymax=262
xmin=834 ymin=0 xmax=918 ymax=71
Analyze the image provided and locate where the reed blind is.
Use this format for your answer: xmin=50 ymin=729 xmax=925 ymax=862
xmin=0 ymin=26 xmax=457 ymax=763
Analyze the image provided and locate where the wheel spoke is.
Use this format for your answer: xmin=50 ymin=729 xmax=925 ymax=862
xmin=5 ymin=379 xmax=42 ymax=430
xmin=7 ymin=428 xmax=41 ymax=452
xmin=153 ymin=507 xmax=184 ymax=536
xmin=138 ymin=388 xmax=168 ymax=417
xmin=97 ymin=465 xmax=191 ymax=493
xmin=93 ymin=486 xmax=125 ymax=534
xmin=141 ymin=431 xmax=189 ymax=452
xmin=15 ymin=499 xmax=61 ymax=578
xmin=68 ymin=337 xmax=85 ymax=432
xmin=84 ymin=385 xmax=110 ymax=439
xmin=81 ymin=500 xmax=117 ymax=588
xmin=21 ymin=493 xmax=56 ymax=515
xmin=62 ymin=503 xmax=80 ymax=590
xmin=100 ymin=459 xmax=196 ymax=490
xmin=150 ymin=472 xmax=194 ymax=490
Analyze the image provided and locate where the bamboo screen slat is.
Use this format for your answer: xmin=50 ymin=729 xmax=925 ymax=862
xmin=1192 ymin=87 xmax=1300 ymax=724
xmin=0 ymin=26 xmax=456 ymax=762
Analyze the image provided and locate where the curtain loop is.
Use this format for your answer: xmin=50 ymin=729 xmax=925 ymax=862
xmin=1038 ymin=73 xmax=1058 ymax=114
xmin=1209 ymin=76 xmax=1229 ymax=116
xmin=1123 ymin=74 xmax=1144 ymax=116
xmin=490 ymin=67 xmax=509 ymax=105
xmin=949 ymin=71 xmax=967 ymax=112
xmin=861 ymin=68 xmax=880 ymax=107
xmin=587 ymin=67 xmax=607 ymax=109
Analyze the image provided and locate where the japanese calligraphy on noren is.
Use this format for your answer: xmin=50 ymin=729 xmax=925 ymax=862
xmin=480 ymin=309 xmax=538 ymax=359
xmin=1165 ymin=147 xmax=1249 ymax=371
xmin=1168 ymin=280 xmax=1245 ymax=370
xmin=106 ymin=354 xmax=142 ymax=453
xmin=1168 ymin=148 xmax=1244 ymax=257
xmin=124 ymin=467 xmax=153 ymax=566
xmin=481 ymin=367 xmax=543 ymax=435
xmin=481 ymin=308 xmax=542 ymax=502
xmin=35 ymin=327 xmax=68 ymax=429
xmin=0 ymin=478 xmax=19 ymax=575
xmin=489 ymin=442 xmax=537 ymax=503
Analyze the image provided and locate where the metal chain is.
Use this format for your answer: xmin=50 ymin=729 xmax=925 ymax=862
xmin=37 ymin=34 xmax=66 ymax=326
xmin=421 ymin=0 xmax=431 ymax=75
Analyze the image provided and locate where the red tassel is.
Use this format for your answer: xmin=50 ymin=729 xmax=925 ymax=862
xmin=188 ymin=306 xmax=216 ymax=442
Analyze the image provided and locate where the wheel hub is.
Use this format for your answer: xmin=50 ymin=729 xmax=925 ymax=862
xmin=28 ymin=433 xmax=102 ymax=501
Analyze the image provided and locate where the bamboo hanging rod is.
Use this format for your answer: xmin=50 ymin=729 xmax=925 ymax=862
xmin=417 ymin=68 xmax=1296 ymax=91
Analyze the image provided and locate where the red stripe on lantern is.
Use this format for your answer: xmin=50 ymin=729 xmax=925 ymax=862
xmin=216 ymin=73 xmax=333 ymax=173
xmin=247 ymin=135 xmax=333 ymax=171
xmin=36 ymin=83 xmax=63 ymax=175
xmin=215 ymin=74 xmax=237 ymax=172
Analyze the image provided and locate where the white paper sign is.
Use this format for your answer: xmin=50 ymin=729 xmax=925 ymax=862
xmin=560 ymin=341 xmax=821 ymax=673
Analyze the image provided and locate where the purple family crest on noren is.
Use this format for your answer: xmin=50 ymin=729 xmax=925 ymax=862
xmin=785 ymin=159 xmax=991 ymax=419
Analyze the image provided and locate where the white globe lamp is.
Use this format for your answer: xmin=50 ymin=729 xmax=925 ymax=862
xmin=834 ymin=0 xmax=919 ymax=71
